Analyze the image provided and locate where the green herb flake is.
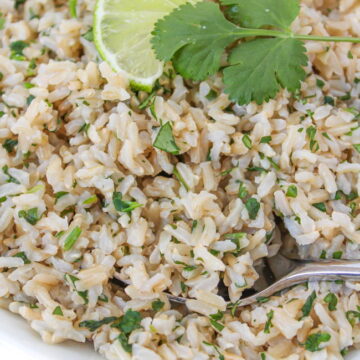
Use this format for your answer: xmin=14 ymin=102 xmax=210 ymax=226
xmin=0 ymin=14 xmax=5 ymax=30
xmin=69 ymin=0 xmax=77 ymax=18
xmin=353 ymin=144 xmax=360 ymax=154
xmin=180 ymin=281 xmax=187 ymax=293
xmin=324 ymin=96 xmax=335 ymax=106
xmin=151 ymin=299 xmax=165 ymax=312
xmin=319 ymin=250 xmax=327 ymax=259
xmin=322 ymin=132 xmax=331 ymax=141
xmin=316 ymin=79 xmax=325 ymax=88
xmin=206 ymin=89 xmax=218 ymax=101
xmin=260 ymin=136 xmax=272 ymax=144
xmin=112 ymin=192 xmax=142 ymax=213
xmin=264 ymin=310 xmax=274 ymax=334
xmin=173 ymin=166 xmax=189 ymax=191
xmin=2 ymin=165 xmax=20 ymax=184
xmin=242 ymin=134 xmax=252 ymax=149
xmin=98 ymin=294 xmax=109 ymax=303
xmin=346 ymin=308 xmax=360 ymax=326
xmin=0 ymin=196 xmax=6 ymax=203
xmin=82 ymin=27 xmax=94 ymax=41
xmin=52 ymin=306 xmax=63 ymax=316
xmin=10 ymin=40 xmax=29 ymax=60
xmin=63 ymin=226 xmax=82 ymax=251
xmin=83 ymin=195 xmax=98 ymax=205
xmin=14 ymin=0 xmax=26 ymax=9
xmin=348 ymin=50 xmax=354 ymax=59
xmin=301 ymin=290 xmax=317 ymax=318
xmin=80 ymin=316 xmax=117 ymax=332
xmin=55 ymin=191 xmax=69 ymax=203
xmin=304 ymin=332 xmax=331 ymax=352
xmin=209 ymin=310 xmax=224 ymax=321
xmin=238 ymin=181 xmax=248 ymax=199
xmin=324 ymin=293 xmax=337 ymax=311
xmin=26 ymin=95 xmax=35 ymax=105
xmin=256 ymin=296 xmax=270 ymax=303
xmin=18 ymin=208 xmax=41 ymax=225
xmin=23 ymin=82 xmax=34 ymax=89
xmin=261 ymin=353 xmax=266 ymax=360
xmin=153 ymin=122 xmax=180 ymax=155
xmin=209 ymin=318 xmax=224 ymax=332
xmin=111 ymin=309 xmax=142 ymax=335
xmin=245 ymin=197 xmax=260 ymax=220
xmin=118 ymin=332 xmax=132 ymax=353
xmin=2 ymin=139 xmax=18 ymax=153
xmin=332 ymin=251 xmax=342 ymax=259
xmin=247 ymin=166 xmax=268 ymax=173
xmin=13 ymin=251 xmax=31 ymax=264
xmin=286 ymin=185 xmax=298 ymax=198
xmin=312 ymin=202 xmax=326 ymax=212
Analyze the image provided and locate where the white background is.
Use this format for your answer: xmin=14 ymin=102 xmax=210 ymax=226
xmin=0 ymin=309 xmax=103 ymax=360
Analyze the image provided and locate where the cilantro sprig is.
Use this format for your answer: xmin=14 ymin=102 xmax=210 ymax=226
xmin=151 ymin=1 xmax=360 ymax=105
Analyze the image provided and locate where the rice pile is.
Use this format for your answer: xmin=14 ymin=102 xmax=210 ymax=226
xmin=0 ymin=0 xmax=360 ymax=359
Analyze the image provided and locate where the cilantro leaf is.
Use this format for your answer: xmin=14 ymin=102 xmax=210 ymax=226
xmin=324 ymin=293 xmax=337 ymax=311
xmin=221 ymin=0 xmax=300 ymax=30
xmin=245 ymin=198 xmax=260 ymax=220
xmin=153 ymin=122 xmax=180 ymax=155
xmin=111 ymin=309 xmax=142 ymax=334
xmin=264 ymin=309 xmax=274 ymax=333
xmin=151 ymin=299 xmax=165 ymax=312
xmin=63 ymin=226 xmax=82 ymax=251
xmin=13 ymin=251 xmax=31 ymax=264
xmin=301 ymin=290 xmax=316 ymax=318
xmin=286 ymin=185 xmax=298 ymax=198
xmin=18 ymin=208 xmax=41 ymax=225
xmin=304 ymin=332 xmax=331 ymax=352
xmin=80 ymin=317 xmax=117 ymax=332
xmin=112 ymin=192 xmax=142 ymax=213
xmin=224 ymin=38 xmax=307 ymax=105
xmin=52 ymin=306 xmax=64 ymax=316
xmin=2 ymin=139 xmax=18 ymax=153
xmin=152 ymin=2 xmax=239 ymax=81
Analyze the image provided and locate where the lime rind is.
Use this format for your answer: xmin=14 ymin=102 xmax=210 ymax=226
xmin=93 ymin=0 xmax=201 ymax=88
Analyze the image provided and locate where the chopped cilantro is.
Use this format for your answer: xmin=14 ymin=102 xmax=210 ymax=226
xmin=332 ymin=251 xmax=342 ymax=259
xmin=153 ymin=122 xmax=180 ymax=155
xmin=63 ymin=226 xmax=82 ymax=251
xmin=264 ymin=310 xmax=274 ymax=334
xmin=18 ymin=208 xmax=41 ymax=225
xmin=304 ymin=332 xmax=331 ymax=352
xmin=324 ymin=293 xmax=337 ymax=311
xmin=80 ymin=316 xmax=117 ymax=332
xmin=301 ymin=290 xmax=316 ymax=318
xmin=238 ymin=181 xmax=248 ymax=199
xmin=242 ymin=134 xmax=252 ymax=149
xmin=2 ymin=139 xmax=18 ymax=153
xmin=286 ymin=185 xmax=298 ymax=198
xmin=260 ymin=136 xmax=272 ymax=144
xmin=312 ymin=202 xmax=326 ymax=212
xmin=112 ymin=192 xmax=142 ymax=213
xmin=13 ymin=251 xmax=31 ymax=264
xmin=52 ymin=306 xmax=63 ymax=316
xmin=245 ymin=197 xmax=260 ymax=220
xmin=82 ymin=27 xmax=94 ymax=41
xmin=324 ymin=96 xmax=335 ymax=106
xmin=151 ymin=299 xmax=165 ymax=312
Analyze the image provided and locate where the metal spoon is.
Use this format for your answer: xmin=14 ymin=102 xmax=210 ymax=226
xmin=112 ymin=253 xmax=360 ymax=308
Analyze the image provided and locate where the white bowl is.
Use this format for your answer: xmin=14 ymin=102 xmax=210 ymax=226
xmin=0 ymin=308 xmax=359 ymax=359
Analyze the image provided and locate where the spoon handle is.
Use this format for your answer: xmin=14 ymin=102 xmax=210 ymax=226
xmin=235 ymin=260 xmax=360 ymax=307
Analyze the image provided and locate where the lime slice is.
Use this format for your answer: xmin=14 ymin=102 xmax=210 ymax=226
xmin=94 ymin=0 xmax=200 ymax=90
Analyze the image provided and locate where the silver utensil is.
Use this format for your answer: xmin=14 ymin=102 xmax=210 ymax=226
xmin=112 ymin=249 xmax=360 ymax=308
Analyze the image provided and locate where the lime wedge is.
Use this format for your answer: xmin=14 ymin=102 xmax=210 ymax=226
xmin=94 ymin=0 xmax=200 ymax=89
